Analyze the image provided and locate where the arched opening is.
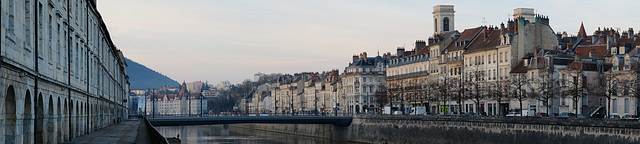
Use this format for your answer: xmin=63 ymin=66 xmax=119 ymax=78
xmin=47 ymin=95 xmax=55 ymax=143
xmin=69 ymin=100 xmax=75 ymax=138
xmin=363 ymin=105 xmax=368 ymax=113
xmin=5 ymin=86 xmax=17 ymax=144
xmin=355 ymin=105 xmax=360 ymax=114
xmin=57 ymin=97 xmax=62 ymax=142
xmin=443 ymin=17 xmax=450 ymax=31
xmin=63 ymin=99 xmax=69 ymax=141
xmin=23 ymin=90 xmax=33 ymax=144
xmin=35 ymin=93 xmax=45 ymax=143
xmin=75 ymin=103 xmax=79 ymax=136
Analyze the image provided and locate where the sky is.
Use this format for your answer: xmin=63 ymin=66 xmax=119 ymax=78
xmin=97 ymin=0 xmax=638 ymax=85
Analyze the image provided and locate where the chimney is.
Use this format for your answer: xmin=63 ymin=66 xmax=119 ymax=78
xmin=352 ymin=55 xmax=358 ymax=62
xmin=629 ymin=28 xmax=634 ymax=38
xmin=397 ymin=47 xmax=405 ymax=58
xmin=415 ymin=40 xmax=426 ymax=53
xmin=363 ymin=52 xmax=368 ymax=62
xmin=500 ymin=22 xmax=505 ymax=30
xmin=483 ymin=26 xmax=488 ymax=39
xmin=507 ymin=19 xmax=514 ymax=31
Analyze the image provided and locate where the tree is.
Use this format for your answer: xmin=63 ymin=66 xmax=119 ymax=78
xmin=560 ymin=70 xmax=583 ymax=115
xmin=491 ymin=77 xmax=510 ymax=116
xmin=511 ymin=73 xmax=529 ymax=116
xmin=436 ymin=75 xmax=453 ymax=114
xmin=466 ymin=69 xmax=486 ymax=114
xmin=533 ymin=69 xmax=560 ymax=115
xmin=590 ymin=70 xmax=619 ymax=117
xmin=373 ymin=84 xmax=391 ymax=108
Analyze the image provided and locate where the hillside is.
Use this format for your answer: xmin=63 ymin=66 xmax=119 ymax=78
xmin=125 ymin=58 xmax=180 ymax=89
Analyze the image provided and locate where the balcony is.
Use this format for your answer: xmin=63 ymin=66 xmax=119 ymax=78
xmin=344 ymin=71 xmax=386 ymax=76
xmin=387 ymin=71 xmax=429 ymax=80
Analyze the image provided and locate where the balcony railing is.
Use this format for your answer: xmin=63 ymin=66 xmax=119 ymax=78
xmin=387 ymin=71 xmax=430 ymax=80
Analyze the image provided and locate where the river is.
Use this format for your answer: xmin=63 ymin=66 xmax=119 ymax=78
xmin=156 ymin=125 xmax=357 ymax=144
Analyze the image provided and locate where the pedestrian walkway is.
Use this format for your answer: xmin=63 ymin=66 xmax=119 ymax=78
xmin=63 ymin=119 xmax=141 ymax=144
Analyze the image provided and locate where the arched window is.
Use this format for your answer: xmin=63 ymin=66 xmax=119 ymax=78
xmin=443 ymin=17 xmax=450 ymax=31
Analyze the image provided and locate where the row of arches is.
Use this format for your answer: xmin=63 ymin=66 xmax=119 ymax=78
xmin=2 ymin=85 xmax=123 ymax=144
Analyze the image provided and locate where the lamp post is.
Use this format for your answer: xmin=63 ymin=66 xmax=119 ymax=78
xmin=152 ymin=89 xmax=156 ymax=118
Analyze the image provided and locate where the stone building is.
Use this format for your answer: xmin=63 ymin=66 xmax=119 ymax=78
xmin=343 ymin=52 xmax=388 ymax=114
xmin=146 ymin=82 xmax=207 ymax=116
xmin=1 ymin=0 xmax=129 ymax=143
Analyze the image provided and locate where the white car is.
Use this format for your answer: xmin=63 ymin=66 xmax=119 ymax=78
xmin=506 ymin=112 xmax=520 ymax=117
xmin=393 ymin=111 xmax=403 ymax=115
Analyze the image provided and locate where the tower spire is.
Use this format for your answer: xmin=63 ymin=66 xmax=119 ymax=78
xmin=578 ymin=22 xmax=587 ymax=37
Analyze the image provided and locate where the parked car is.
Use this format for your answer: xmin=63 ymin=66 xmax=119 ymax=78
xmin=392 ymin=111 xmax=404 ymax=115
xmin=622 ymin=115 xmax=640 ymax=120
xmin=534 ymin=112 xmax=548 ymax=117
xmin=577 ymin=114 xmax=589 ymax=118
xmin=548 ymin=113 xmax=559 ymax=117
xmin=506 ymin=112 xmax=520 ymax=117
xmin=559 ymin=112 xmax=576 ymax=118
xmin=607 ymin=115 xmax=621 ymax=119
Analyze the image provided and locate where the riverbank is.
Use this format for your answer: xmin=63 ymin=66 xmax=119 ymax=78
xmin=231 ymin=115 xmax=640 ymax=144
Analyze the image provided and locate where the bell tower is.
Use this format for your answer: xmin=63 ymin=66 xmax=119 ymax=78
xmin=433 ymin=5 xmax=455 ymax=35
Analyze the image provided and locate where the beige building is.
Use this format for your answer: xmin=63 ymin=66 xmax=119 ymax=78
xmin=343 ymin=52 xmax=388 ymax=114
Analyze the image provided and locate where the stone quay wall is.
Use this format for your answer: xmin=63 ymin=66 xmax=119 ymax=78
xmin=232 ymin=115 xmax=640 ymax=144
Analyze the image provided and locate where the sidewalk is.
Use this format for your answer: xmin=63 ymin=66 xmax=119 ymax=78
xmin=63 ymin=119 xmax=141 ymax=144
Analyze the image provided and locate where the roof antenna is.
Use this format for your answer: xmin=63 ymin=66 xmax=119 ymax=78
xmin=377 ymin=46 xmax=380 ymax=56
xmin=482 ymin=17 xmax=487 ymax=26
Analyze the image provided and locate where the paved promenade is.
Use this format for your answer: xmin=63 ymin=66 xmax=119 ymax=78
xmin=63 ymin=119 xmax=144 ymax=144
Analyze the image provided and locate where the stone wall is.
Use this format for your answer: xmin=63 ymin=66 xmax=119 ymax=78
xmin=232 ymin=115 xmax=640 ymax=144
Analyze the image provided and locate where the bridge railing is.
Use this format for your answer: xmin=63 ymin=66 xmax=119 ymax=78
xmin=143 ymin=112 xmax=354 ymax=118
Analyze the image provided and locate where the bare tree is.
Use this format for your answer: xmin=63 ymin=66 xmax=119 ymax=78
xmin=511 ymin=73 xmax=529 ymax=116
xmin=436 ymin=75 xmax=453 ymax=114
xmin=491 ymin=77 xmax=511 ymax=116
xmin=560 ymin=70 xmax=583 ymax=115
xmin=466 ymin=69 xmax=486 ymax=114
xmin=532 ymin=69 xmax=560 ymax=115
xmin=590 ymin=70 xmax=619 ymax=117
xmin=374 ymin=84 xmax=391 ymax=108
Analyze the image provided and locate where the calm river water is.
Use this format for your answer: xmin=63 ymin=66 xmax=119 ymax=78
xmin=156 ymin=125 xmax=357 ymax=144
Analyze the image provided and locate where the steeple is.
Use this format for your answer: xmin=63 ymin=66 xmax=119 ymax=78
xmin=578 ymin=22 xmax=587 ymax=37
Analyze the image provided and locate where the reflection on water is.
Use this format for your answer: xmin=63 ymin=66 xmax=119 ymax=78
xmin=156 ymin=124 xmax=350 ymax=144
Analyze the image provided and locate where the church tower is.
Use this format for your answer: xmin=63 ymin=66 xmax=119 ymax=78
xmin=433 ymin=5 xmax=455 ymax=35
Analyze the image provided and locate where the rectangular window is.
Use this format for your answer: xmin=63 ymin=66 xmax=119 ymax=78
xmin=613 ymin=99 xmax=618 ymax=113
xmin=625 ymin=99 xmax=629 ymax=113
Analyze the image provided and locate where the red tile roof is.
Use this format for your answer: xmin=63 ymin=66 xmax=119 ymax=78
xmin=449 ymin=27 xmax=484 ymax=51
xmin=464 ymin=28 xmax=502 ymax=54
xmin=574 ymin=45 xmax=606 ymax=58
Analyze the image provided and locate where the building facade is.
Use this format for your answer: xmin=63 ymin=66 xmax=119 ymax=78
xmin=146 ymin=82 xmax=207 ymax=116
xmin=1 ymin=0 xmax=130 ymax=143
xmin=343 ymin=52 xmax=388 ymax=114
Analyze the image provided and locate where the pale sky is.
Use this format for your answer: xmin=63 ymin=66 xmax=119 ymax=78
xmin=97 ymin=0 xmax=638 ymax=85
